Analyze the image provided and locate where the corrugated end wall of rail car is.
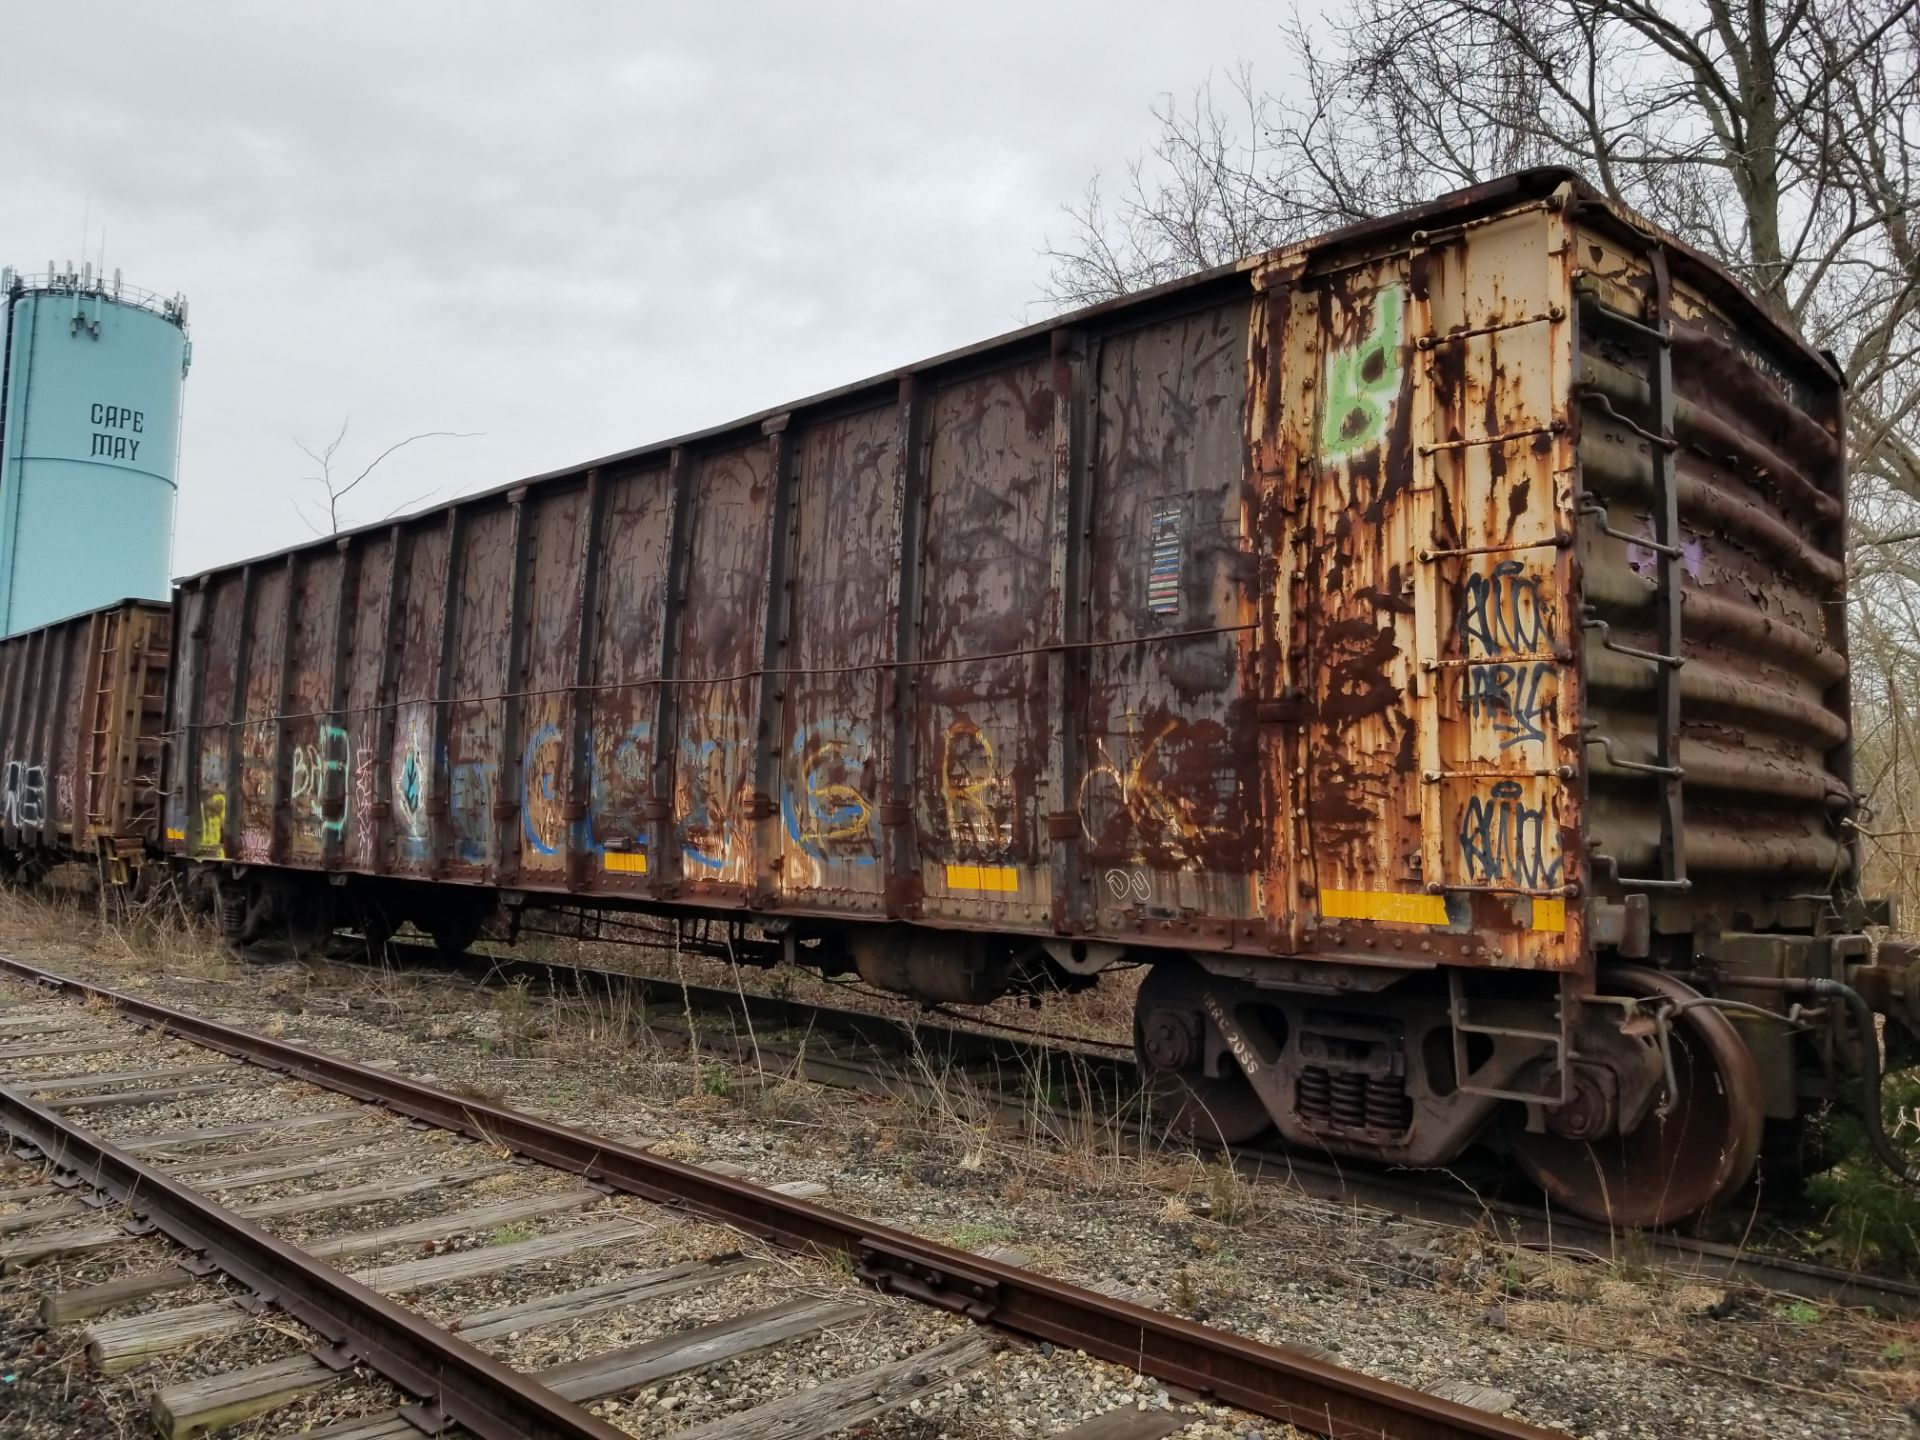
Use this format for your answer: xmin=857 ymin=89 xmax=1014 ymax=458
xmin=0 ymin=598 xmax=170 ymax=885
xmin=0 ymin=168 xmax=1886 ymax=1229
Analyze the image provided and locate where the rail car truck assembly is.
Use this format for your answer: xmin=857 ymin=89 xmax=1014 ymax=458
xmin=2 ymin=169 xmax=1915 ymax=1227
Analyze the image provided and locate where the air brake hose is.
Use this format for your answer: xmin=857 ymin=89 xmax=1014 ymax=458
xmin=1801 ymin=978 xmax=1920 ymax=1187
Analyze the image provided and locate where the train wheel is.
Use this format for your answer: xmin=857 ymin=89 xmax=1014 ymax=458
xmin=1133 ymin=960 xmax=1274 ymax=1147
xmin=351 ymin=898 xmax=397 ymax=963
xmin=428 ymin=914 xmax=481 ymax=958
xmin=1510 ymin=966 xmax=1763 ymax=1228
xmin=280 ymin=886 xmax=338 ymax=960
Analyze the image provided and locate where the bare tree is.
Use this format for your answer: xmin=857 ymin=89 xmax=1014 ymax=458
xmin=1048 ymin=2 xmax=1916 ymax=482
xmin=1046 ymin=0 xmax=1920 ymax=902
xmin=292 ymin=418 xmax=480 ymax=535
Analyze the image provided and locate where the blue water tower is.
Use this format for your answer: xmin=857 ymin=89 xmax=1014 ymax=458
xmin=0 ymin=265 xmax=189 ymax=635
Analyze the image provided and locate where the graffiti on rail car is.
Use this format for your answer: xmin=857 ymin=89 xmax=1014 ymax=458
xmin=576 ymin=718 xmax=652 ymax=864
xmin=1455 ymin=778 xmax=1562 ymax=890
xmin=783 ymin=721 xmax=876 ymax=864
xmin=677 ymin=710 xmax=752 ymax=877
xmin=1077 ymin=713 xmax=1237 ymax=870
xmin=520 ymin=723 xmax=565 ymax=857
xmin=448 ymin=758 xmax=492 ymax=865
xmin=1454 ymin=560 xmax=1552 ymax=658
xmin=1320 ymin=287 xmax=1405 ymax=458
xmin=1447 ymin=556 xmax=1566 ymax=894
xmin=584 ymin=719 xmax=651 ymax=859
xmin=197 ymin=751 xmax=227 ymax=855
xmin=288 ymin=725 xmax=351 ymax=838
xmin=0 ymin=760 xmax=46 ymax=827
xmin=239 ymin=723 xmax=273 ymax=859
xmin=392 ymin=705 xmax=431 ymax=859
xmin=352 ymin=743 xmax=377 ymax=858
xmin=1464 ymin=664 xmax=1556 ymax=749
xmin=939 ymin=717 xmax=1013 ymax=860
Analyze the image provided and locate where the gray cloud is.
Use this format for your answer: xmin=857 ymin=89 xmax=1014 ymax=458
xmin=0 ymin=2 xmax=1290 ymax=574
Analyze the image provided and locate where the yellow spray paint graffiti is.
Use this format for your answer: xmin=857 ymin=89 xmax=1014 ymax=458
xmin=940 ymin=718 xmax=1011 ymax=859
xmin=1076 ymin=716 xmax=1216 ymax=869
xmin=198 ymin=793 xmax=226 ymax=853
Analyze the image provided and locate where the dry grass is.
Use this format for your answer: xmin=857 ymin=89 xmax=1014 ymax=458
xmin=489 ymin=927 xmax=1145 ymax=1049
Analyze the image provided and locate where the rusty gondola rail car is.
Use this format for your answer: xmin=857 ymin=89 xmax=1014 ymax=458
xmin=0 ymin=597 xmax=169 ymax=882
xmin=132 ymin=167 xmax=1920 ymax=1227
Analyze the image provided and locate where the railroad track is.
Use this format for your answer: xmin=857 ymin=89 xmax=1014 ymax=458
xmin=330 ymin=940 xmax=1920 ymax=1320
xmin=0 ymin=954 xmax=1558 ymax=1440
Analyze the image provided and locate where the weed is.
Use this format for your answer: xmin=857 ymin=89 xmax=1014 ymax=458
xmin=490 ymin=978 xmax=541 ymax=1053
xmin=487 ymin=1221 xmax=535 ymax=1246
xmin=1781 ymin=1300 xmax=1822 ymax=1325
xmin=1171 ymin=1267 xmax=1198 ymax=1312
xmin=453 ymin=1079 xmax=507 ymax=1106
xmin=1203 ymin=1160 xmax=1247 ymax=1227
xmin=949 ymin=1219 xmax=1015 ymax=1250
xmin=700 ymin=1062 xmax=732 ymax=1099
xmin=1885 ymin=1339 xmax=1908 ymax=1363
xmin=1804 ymin=1068 xmax=1920 ymax=1272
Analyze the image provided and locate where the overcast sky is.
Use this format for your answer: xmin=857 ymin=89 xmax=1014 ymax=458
xmin=0 ymin=3 xmax=1302 ymax=577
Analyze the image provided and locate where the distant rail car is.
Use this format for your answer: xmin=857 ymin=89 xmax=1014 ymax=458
xmin=6 ymin=168 xmax=1917 ymax=1227
xmin=0 ymin=598 xmax=168 ymax=883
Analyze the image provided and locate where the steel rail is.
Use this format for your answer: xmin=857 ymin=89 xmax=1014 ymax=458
xmin=0 ymin=1088 xmax=628 ymax=1440
xmin=0 ymin=953 xmax=1554 ymax=1440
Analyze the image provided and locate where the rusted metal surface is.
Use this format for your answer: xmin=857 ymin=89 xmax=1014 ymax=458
xmin=0 ymin=599 xmax=168 ymax=863
xmin=1265 ymin=199 xmax=1586 ymax=970
xmin=160 ymin=170 xmax=1848 ymax=976
xmin=1567 ymin=200 xmax=1851 ymax=940
xmin=0 ymin=954 xmax=1562 ymax=1440
xmin=913 ymin=358 xmax=1056 ymax=929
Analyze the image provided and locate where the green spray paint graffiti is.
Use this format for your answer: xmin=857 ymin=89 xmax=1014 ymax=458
xmin=1320 ymin=288 xmax=1405 ymax=458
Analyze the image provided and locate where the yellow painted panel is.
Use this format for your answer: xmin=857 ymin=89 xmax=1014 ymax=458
xmin=164 ymin=827 xmax=185 ymax=843
xmin=1531 ymin=898 xmax=1566 ymax=933
xmin=1319 ymin=888 xmax=1449 ymax=926
xmin=945 ymin=864 xmax=1019 ymax=894
xmin=601 ymin=851 xmax=648 ymax=875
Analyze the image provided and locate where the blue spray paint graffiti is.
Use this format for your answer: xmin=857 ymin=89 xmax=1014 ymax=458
xmin=449 ymin=758 xmax=492 ymax=864
xmin=678 ymin=719 xmax=750 ymax=873
xmin=1456 ymin=779 xmax=1561 ymax=889
xmin=782 ymin=721 xmax=876 ymax=865
xmin=581 ymin=720 xmax=651 ymax=858
xmin=392 ymin=706 xmax=431 ymax=860
xmin=1464 ymin=663 xmax=1554 ymax=749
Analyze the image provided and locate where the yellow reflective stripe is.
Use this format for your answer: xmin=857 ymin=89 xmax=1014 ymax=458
xmin=601 ymin=851 xmax=648 ymax=874
xmin=1531 ymin=898 xmax=1566 ymax=933
xmin=164 ymin=828 xmax=185 ymax=843
xmin=1318 ymin=888 xmax=1449 ymax=926
xmin=946 ymin=864 xmax=1019 ymax=893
